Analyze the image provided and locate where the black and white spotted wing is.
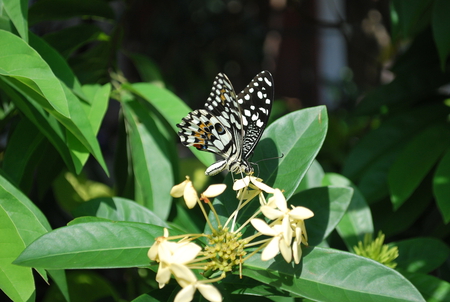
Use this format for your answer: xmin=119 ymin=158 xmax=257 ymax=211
xmin=177 ymin=71 xmax=274 ymax=176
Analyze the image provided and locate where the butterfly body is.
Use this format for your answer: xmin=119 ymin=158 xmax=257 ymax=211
xmin=177 ymin=71 xmax=274 ymax=176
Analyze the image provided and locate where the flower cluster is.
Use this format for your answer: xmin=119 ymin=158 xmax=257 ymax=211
xmin=148 ymin=175 xmax=314 ymax=302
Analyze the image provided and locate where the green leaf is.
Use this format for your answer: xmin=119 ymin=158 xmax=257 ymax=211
xmin=0 ymin=30 xmax=108 ymax=174
xmin=402 ymin=271 xmax=450 ymax=302
xmin=290 ymin=187 xmax=353 ymax=246
xmin=432 ymin=0 xmax=450 ymax=70
xmin=3 ymin=0 xmax=28 ymax=41
xmin=0 ymin=205 xmax=35 ymax=302
xmin=122 ymin=97 xmax=173 ymax=219
xmin=434 ymin=149 xmax=450 ymax=223
xmin=0 ymin=173 xmax=51 ymax=301
xmin=253 ymin=106 xmax=328 ymax=199
xmin=388 ymin=124 xmax=450 ymax=209
xmin=28 ymin=0 xmax=115 ymax=25
xmin=43 ymin=24 xmax=109 ymax=59
xmin=81 ymin=84 xmax=111 ymax=133
xmin=68 ymin=216 xmax=114 ymax=225
xmin=14 ymin=222 xmax=165 ymax=269
xmin=243 ymin=246 xmax=425 ymax=302
xmin=125 ymin=82 xmax=215 ymax=168
xmin=73 ymin=197 xmax=169 ymax=227
xmin=293 ymin=160 xmax=325 ymax=194
xmin=67 ymin=83 xmax=110 ymax=169
xmin=0 ymin=29 xmax=69 ymax=117
xmin=394 ymin=238 xmax=450 ymax=274
xmin=322 ymin=173 xmax=374 ymax=251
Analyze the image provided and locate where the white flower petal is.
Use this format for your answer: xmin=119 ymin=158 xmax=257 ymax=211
xmin=171 ymin=263 xmax=197 ymax=285
xmin=282 ymin=216 xmax=293 ymax=246
xmin=148 ymin=242 xmax=159 ymax=261
xmin=261 ymin=205 xmax=282 ymax=220
xmin=294 ymin=222 xmax=302 ymax=244
xmin=197 ymin=283 xmax=222 ymax=302
xmin=173 ymin=242 xmax=202 ymax=264
xmin=250 ymin=177 xmax=275 ymax=193
xmin=261 ymin=237 xmax=280 ymax=261
xmin=251 ymin=218 xmax=276 ymax=236
xmin=184 ymin=181 xmax=198 ymax=209
xmin=233 ymin=177 xmax=251 ymax=190
xmin=203 ymin=184 xmax=227 ymax=197
xmin=289 ymin=206 xmax=314 ymax=220
xmin=273 ymin=189 xmax=287 ymax=211
xmin=279 ymin=238 xmax=292 ymax=263
xmin=174 ymin=284 xmax=196 ymax=302
xmin=293 ymin=239 xmax=302 ymax=264
xmin=155 ymin=266 xmax=171 ymax=286
xmin=171 ymin=178 xmax=189 ymax=198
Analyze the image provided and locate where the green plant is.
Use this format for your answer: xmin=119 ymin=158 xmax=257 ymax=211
xmin=2 ymin=1 xmax=450 ymax=302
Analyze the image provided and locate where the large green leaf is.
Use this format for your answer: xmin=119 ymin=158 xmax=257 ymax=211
xmin=73 ymin=197 xmax=169 ymax=227
xmin=432 ymin=0 xmax=450 ymax=70
xmin=293 ymin=160 xmax=325 ymax=194
xmin=122 ymin=96 xmax=173 ymax=219
xmin=394 ymin=238 xmax=450 ymax=274
xmin=14 ymin=222 xmax=165 ymax=269
xmin=253 ymin=106 xmax=328 ymax=199
xmin=125 ymin=82 xmax=215 ymax=168
xmin=434 ymin=149 xmax=450 ymax=223
xmin=323 ymin=173 xmax=374 ymax=251
xmin=388 ymin=124 xmax=450 ymax=209
xmin=3 ymin=0 xmax=28 ymax=41
xmin=0 ymin=30 xmax=69 ymax=117
xmin=28 ymin=0 xmax=115 ymax=25
xmin=402 ymin=271 xmax=450 ymax=302
xmin=0 ymin=173 xmax=51 ymax=301
xmin=243 ymin=247 xmax=425 ymax=302
xmin=290 ymin=186 xmax=353 ymax=246
xmin=0 ymin=30 xmax=108 ymax=174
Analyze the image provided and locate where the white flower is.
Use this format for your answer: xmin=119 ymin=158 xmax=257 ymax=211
xmin=171 ymin=177 xmax=226 ymax=209
xmin=155 ymin=238 xmax=201 ymax=288
xmin=251 ymin=218 xmax=292 ymax=263
xmin=261 ymin=189 xmax=313 ymax=246
xmin=171 ymin=176 xmax=199 ymax=209
xmin=148 ymin=228 xmax=170 ymax=261
xmin=174 ymin=269 xmax=222 ymax=302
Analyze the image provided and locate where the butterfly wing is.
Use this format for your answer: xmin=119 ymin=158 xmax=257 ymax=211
xmin=236 ymin=70 xmax=274 ymax=158
xmin=177 ymin=109 xmax=233 ymax=158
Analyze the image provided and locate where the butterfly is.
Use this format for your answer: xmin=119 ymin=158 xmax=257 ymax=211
xmin=177 ymin=71 xmax=274 ymax=176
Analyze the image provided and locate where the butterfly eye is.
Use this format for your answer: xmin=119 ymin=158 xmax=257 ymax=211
xmin=214 ymin=123 xmax=225 ymax=135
